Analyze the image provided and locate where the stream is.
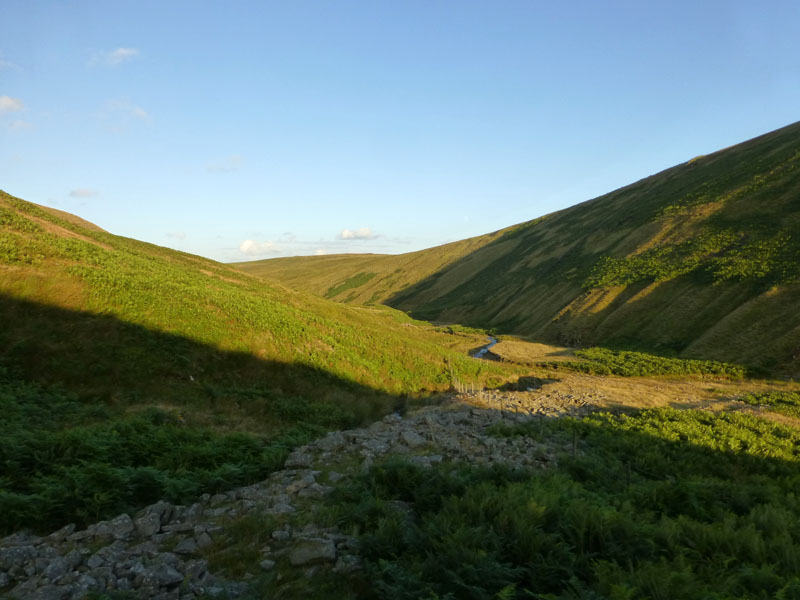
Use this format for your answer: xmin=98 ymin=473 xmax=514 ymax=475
xmin=473 ymin=336 xmax=499 ymax=359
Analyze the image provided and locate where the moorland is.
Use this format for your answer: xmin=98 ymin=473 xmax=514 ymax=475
xmin=2 ymin=120 xmax=800 ymax=599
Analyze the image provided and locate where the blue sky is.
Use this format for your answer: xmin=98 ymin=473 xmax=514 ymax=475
xmin=1 ymin=1 xmax=799 ymax=262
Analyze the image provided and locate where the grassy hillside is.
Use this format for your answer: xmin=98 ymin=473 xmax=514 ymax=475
xmin=0 ymin=190 xmax=518 ymax=533
xmin=234 ymin=227 xmax=513 ymax=305
xmin=241 ymin=121 xmax=800 ymax=375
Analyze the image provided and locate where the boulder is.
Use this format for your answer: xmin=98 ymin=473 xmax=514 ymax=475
xmin=289 ymin=538 xmax=336 ymax=566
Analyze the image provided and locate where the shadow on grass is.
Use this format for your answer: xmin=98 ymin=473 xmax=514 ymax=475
xmin=0 ymin=292 xmax=409 ymax=535
xmin=0 ymin=292 xmax=407 ymax=424
xmin=330 ymin=405 xmax=800 ymax=599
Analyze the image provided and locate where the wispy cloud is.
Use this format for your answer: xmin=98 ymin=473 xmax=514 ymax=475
xmin=0 ymin=96 xmax=23 ymax=113
xmin=69 ymin=188 xmax=99 ymax=198
xmin=91 ymin=47 xmax=140 ymax=67
xmin=314 ymin=249 xmax=328 ymax=255
xmin=207 ymin=155 xmax=244 ymax=173
xmin=0 ymin=56 xmax=21 ymax=71
xmin=167 ymin=232 xmax=187 ymax=240
xmin=6 ymin=120 xmax=31 ymax=132
xmin=239 ymin=239 xmax=280 ymax=256
xmin=101 ymin=100 xmax=150 ymax=133
xmin=339 ymin=227 xmax=378 ymax=240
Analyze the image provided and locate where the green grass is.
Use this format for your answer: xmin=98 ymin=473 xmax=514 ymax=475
xmin=326 ymin=408 xmax=800 ymax=599
xmin=738 ymin=390 xmax=800 ymax=418
xmin=0 ymin=364 xmax=336 ymax=534
xmin=325 ymin=272 xmax=377 ymax=298
xmin=539 ymin=347 xmax=749 ymax=378
xmin=0 ymin=190 xmax=523 ymax=534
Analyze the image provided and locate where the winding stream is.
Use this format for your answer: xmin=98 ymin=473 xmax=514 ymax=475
xmin=473 ymin=336 xmax=499 ymax=359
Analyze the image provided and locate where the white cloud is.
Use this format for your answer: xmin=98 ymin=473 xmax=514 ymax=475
xmin=130 ymin=106 xmax=149 ymax=120
xmin=239 ymin=239 xmax=280 ymax=256
xmin=92 ymin=47 xmax=140 ymax=66
xmin=0 ymin=57 xmax=21 ymax=71
xmin=0 ymin=96 xmax=23 ymax=113
xmin=339 ymin=227 xmax=377 ymax=240
xmin=167 ymin=232 xmax=187 ymax=240
xmin=207 ymin=155 xmax=244 ymax=173
xmin=69 ymin=188 xmax=99 ymax=198
xmin=313 ymin=249 xmax=328 ymax=255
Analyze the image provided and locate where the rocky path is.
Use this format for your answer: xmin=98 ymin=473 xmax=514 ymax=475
xmin=0 ymin=391 xmax=597 ymax=599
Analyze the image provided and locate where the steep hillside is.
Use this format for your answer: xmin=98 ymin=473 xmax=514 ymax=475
xmin=0 ymin=190 xmax=512 ymax=404
xmin=234 ymin=226 xmax=512 ymax=305
xmin=0 ymin=190 xmax=517 ymax=533
xmin=242 ymin=121 xmax=800 ymax=374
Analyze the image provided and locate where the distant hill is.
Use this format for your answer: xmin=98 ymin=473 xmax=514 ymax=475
xmin=235 ymin=228 xmax=513 ymax=305
xmin=238 ymin=121 xmax=800 ymax=375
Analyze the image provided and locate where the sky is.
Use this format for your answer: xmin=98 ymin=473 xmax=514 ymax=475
xmin=1 ymin=1 xmax=799 ymax=263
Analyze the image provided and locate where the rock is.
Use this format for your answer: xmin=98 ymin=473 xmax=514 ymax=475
xmin=288 ymin=538 xmax=336 ymax=566
xmin=155 ymin=563 xmax=184 ymax=587
xmin=162 ymin=522 xmax=194 ymax=533
xmin=316 ymin=432 xmax=346 ymax=452
xmin=209 ymin=493 xmax=229 ymax=507
xmin=134 ymin=512 xmax=161 ymax=537
xmin=266 ymin=503 xmax=294 ymax=515
xmin=184 ymin=558 xmax=209 ymax=581
xmin=327 ymin=471 xmax=345 ymax=483
xmin=285 ymin=451 xmax=313 ymax=469
xmin=86 ymin=554 xmax=104 ymax=569
xmin=361 ymin=439 xmax=390 ymax=455
xmin=44 ymin=524 xmax=75 ymax=544
xmin=286 ymin=478 xmax=311 ymax=495
xmin=174 ymin=537 xmax=199 ymax=555
xmin=259 ymin=559 xmax=276 ymax=571
xmin=144 ymin=500 xmax=174 ymax=524
xmin=66 ymin=529 xmax=93 ymax=543
xmin=195 ymin=531 xmax=213 ymax=549
xmin=25 ymin=584 xmax=71 ymax=600
xmin=0 ymin=572 xmax=9 ymax=588
xmin=400 ymin=430 xmax=426 ymax=448
xmin=42 ymin=557 xmax=70 ymax=582
xmin=0 ymin=545 xmax=37 ymax=572
xmin=96 ymin=513 xmax=134 ymax=541
xmin=272 ymin=529 xmax=291 ymax=542
xmin=297 ymin=483 xmax=332 ymax=499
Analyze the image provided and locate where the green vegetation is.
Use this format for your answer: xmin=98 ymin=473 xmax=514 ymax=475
xmin=0 ymin=190 xmax=521 ymax=534
xmin=328 ymin=408 xmax=800 ymax=599
xmin=242 ymin=121 xmax=800 ymax=375
xmin=738 ymin=390 xmax=800 ymax=418
xmin=326 ymin=272 xmax=377 ymax=299
xmin=0 ymin=364 xmax=348 ymax=534
xmin=583 ymin=229 xmax=799 ymax=288
xmin=540 ymin=347 xmax=748 ymax=378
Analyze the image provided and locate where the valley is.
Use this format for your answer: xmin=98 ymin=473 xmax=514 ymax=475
xmin=3 ymin=120 xmax=800 ymax=598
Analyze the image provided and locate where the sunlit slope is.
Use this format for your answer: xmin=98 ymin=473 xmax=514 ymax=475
xmin=234 ymin=227 xmax=514 ymax=304
xmin=245 ymin=121 xmax=800 ymax=374
xmin=0 ymin=191 xmax=511 ymax=414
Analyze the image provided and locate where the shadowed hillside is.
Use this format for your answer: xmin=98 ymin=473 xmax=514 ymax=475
xmin=0 ymin=190 xmax=521 ymax=533
xmin=238 ymin=121 xmax=800 ymax=375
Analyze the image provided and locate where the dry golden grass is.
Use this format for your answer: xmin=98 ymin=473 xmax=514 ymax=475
xmin=483 ymin=337 xmax=800 ymax=418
